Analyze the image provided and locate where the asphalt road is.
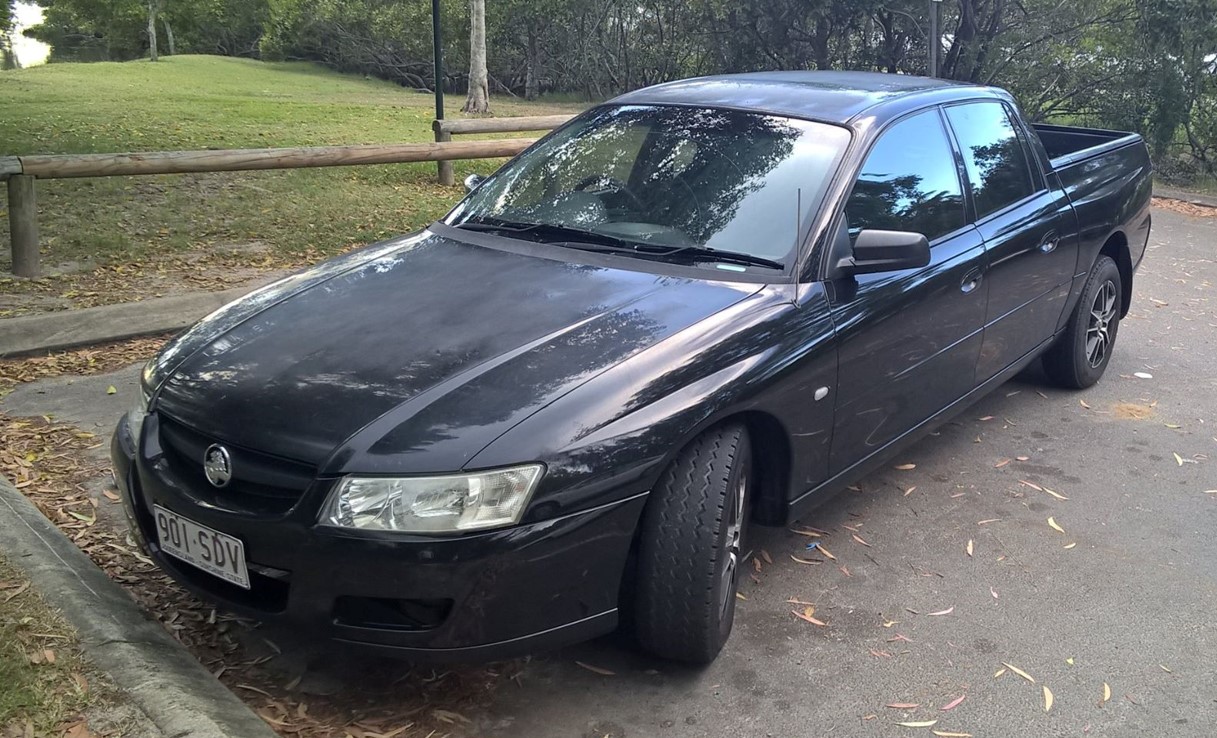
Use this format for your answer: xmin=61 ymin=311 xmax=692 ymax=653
xmin=5 ymin=208 xmax=1214 ymax=738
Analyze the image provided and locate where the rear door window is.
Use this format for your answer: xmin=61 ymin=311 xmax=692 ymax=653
xmin=944 ymin=102 xmax=1038 ymax=219
xmin=844 ymin=109 xmax=966 ymax=244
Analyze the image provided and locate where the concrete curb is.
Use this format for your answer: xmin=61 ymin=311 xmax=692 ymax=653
xmin=1154 ymin=183 xmax=1217 ymax=209
xmin=0 ymin=286 xmax=257 ymax=358
xmin=0 ymin=478 xmax=279 ymax=738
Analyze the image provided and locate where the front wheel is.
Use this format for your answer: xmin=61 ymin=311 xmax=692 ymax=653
xmin=1043 ymin=255 xmax=1123 ymax=389
xmin=634 ymin=424 xmax=751 ymax=664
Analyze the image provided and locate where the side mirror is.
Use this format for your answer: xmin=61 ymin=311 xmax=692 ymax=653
xmin=837 ymin=229 xmax=930 ymax=275
xmin=463 ymin=174 xmax=485 ymax=193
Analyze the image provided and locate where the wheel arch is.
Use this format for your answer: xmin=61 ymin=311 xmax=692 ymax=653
xmin=1099 ymin=230 xmax=1133 ymax=317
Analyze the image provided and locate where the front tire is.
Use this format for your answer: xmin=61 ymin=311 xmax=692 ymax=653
xmin=1043 ymin=255 xmax=1123 ymax=389
xmin=634 ymin=424 xmax=751 ymax=664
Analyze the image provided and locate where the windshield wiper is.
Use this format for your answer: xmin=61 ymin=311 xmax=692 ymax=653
xmin=454 ymin=217 xmax=784 ymax=271
xmin=454 ymin=218 xmax=634 ymax=248
xmin=650 ymin=245 xmax=785 ymax=271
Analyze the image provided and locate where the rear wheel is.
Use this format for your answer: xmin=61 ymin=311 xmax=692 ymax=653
xmin=1043 ymin=255 xmax=1123 ymax=389
xmin=634 ymin=424 xmax=751 ymax=664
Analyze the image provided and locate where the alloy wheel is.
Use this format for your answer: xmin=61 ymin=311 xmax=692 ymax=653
xmin=1086 ymin=280 xmax=1118 ymax=368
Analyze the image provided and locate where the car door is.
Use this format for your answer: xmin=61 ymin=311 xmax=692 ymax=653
xmin=826 ymin=107 xmax=988 ymax=476
xmin=943 ymin=101 xmax=1079 ymax=381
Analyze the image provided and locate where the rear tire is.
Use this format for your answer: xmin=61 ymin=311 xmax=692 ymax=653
xmin=1043 ymin=255 xmax=1123 ymax=389
xmin=634 ymin=424 xmax=751 ymax=664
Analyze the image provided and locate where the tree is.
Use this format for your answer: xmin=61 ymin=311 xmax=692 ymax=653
xmin=146 ymin=0 xmax=160 ymax=60
xmin=462 ymin=0 xmax=489 ymax=113
xmin=1 ymin=0 xmax=18 ymax=69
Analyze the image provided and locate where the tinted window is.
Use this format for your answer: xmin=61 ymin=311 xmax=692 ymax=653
xmin=447 ymin=105 xmax=851 ymax=268
xmin=845 ymin=110 xmax=965 ymax=243
xmin=945 ymin=102 xmax=1037 ymax=218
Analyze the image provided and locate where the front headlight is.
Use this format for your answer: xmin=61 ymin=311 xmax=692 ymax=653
xmin=126 ymin=390 xmax=150 ymax=444
xmin=319 ymin=464 xmax=544 ymax=534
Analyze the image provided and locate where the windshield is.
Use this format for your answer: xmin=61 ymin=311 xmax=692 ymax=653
xmin=446 ymin=105 xmax=851 ymax=272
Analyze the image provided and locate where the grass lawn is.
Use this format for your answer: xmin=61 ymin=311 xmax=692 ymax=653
xmin=0 ymin=56 xmax=583 ymax=315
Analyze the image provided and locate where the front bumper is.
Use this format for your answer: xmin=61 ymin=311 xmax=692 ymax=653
xmin=111 ymin=414 xmax=646 ymax=661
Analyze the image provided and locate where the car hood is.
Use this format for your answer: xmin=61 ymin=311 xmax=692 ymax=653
xmin=150 ymin=228 xmax=761 ymax=473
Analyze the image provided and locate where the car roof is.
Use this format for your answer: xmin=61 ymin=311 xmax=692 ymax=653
xmin=609 ymin=71 xmax=995 ymax=125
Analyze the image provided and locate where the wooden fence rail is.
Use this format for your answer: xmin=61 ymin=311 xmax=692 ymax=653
xmin=2 ymin=117 xmax=574 ymax=278
xmin=432 ymin=114 xmax=574 ymax=186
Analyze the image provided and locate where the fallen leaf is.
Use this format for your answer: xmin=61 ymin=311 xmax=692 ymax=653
xmin=790 ymin=555 xmax=822 ymax=565
xmin=941 ymin=694 xmax=966 ymax=711
xmin=896 ymin=720 xmax=938 ymax=728
xmin=903 ymin=486 xmax=917 ymax=496
xmin=789 ymin=528 xmax=824 ymax=538
xmin=1016 ymin=455 xmax=1030 ymax=461
xmin=894 ymin=463 xmax=917 ymax=470
xmin=977 ymin=518 xmax=1001 ymax=525
xmin=1173 ymin=452 xmax=1184 ymax=466
xmin=1002 ymin=662 xmax=1036 ymax=683
xmin=932 ymin=732 xmax=974 ymax=737
xmin=42 ymin=649 xmax=56 ymax=664
xmin=882 ymin=619 xmax=899 ymax=628
xmin=978 ymin=415 xmax=995 ymax=421
xmin=106 ymin=385 xmax=117 ymax=395
xmin=761 ymin=549 xmax=773 ymax=564
xmin=574 ymin=661 xmax=615 ymax=676
xmin=1066 ymin=657 xmax=1074 ymax=665
xmin=990 ymin=586 xmax=999 ymax=599
xmin=1134 ymin=372 xmax=1153 ymax=379
xmin=1160 ymin=664 xmax=1172 ymax=673
xmin=1042 ymin=487 xmax=1069 ymax=500
xmin=993 ymin=667 xmax=1007 ymax=678
xmin=1043 ymin=685 xmax=1054 ymax=712
xmin=852 ymin=533 xmax=872 ymax=547
xmin=888 ymin=633 xmax=914 ymax=643
xmin=792 ymin=607 xmax=827 ymax=626
xmin=1048 ymin=517 xmax=1065 ymax=533
xmin=995 ymin=458 xmax=1012 ymax=468
xmin=1080 ymin=399 xmax=1091 ymax=409
xmin=1020 ymin=480 xmax=1044 ymax=492
xmin=818 ymin=545 xmax=837 ymax=561
xmin=102 ymin=489 xmax=120 ymax=502
xmin=786 ymin=597 xmax=814 ymax=605
xmin=735 ymin=592 xmax=747 ymax=601
xmin=1102 ymin=683 xmax=1111 ymax=703
xmin=966 ymin=540 xmax=973 ymax=557
xmin=887 ymin=702 xmax=920 ymax=709
xmin=928 ymin=607 xmax=954 ymax=616
xmin=1063 ymin=542 xmax=1077 ymax=549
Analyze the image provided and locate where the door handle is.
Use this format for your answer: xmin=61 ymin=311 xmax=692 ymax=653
xmin=1039 ymin=235 xmax=1060 ymax=254
xmin=961 ymin=269 xmax=983 ymax=294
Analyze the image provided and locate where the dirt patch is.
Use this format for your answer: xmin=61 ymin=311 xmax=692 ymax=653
xmin=0 ymin=244 xmax=304 ymax=319
xmin=1152 ymin=196 xmax=1217 ymax=218
xmin=1111 ymin=402 xmax=1155 ymax=420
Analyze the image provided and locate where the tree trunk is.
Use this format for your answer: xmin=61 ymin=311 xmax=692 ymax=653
xmin=146 ymin=0 xmax=159 ymax=61
xmin=163 ymin=18 xmax=175 ymax=56
xmin=462 ymin=0 xmax=490 ymax=114
xmin=524 ymin=20 xmax=540 ymax=101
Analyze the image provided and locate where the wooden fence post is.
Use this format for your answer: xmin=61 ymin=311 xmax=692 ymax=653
xmin=433 ymin=121 xmax=455 ymax=186
xmin=7 ymin=175 xmax=39 ymax=278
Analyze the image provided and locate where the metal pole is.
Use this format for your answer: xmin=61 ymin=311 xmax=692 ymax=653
xmin=929 ymin=0 xmax=939 ymax=77
xmin=432 ymin=0 xmax=444 ymax=121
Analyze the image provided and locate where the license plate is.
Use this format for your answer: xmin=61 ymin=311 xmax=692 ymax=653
xmin=153 ymin=505 xmax=250 ymax=589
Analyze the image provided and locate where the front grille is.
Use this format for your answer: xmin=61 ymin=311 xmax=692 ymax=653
xmin=158 ymin=413 xmax=317 ymax=515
